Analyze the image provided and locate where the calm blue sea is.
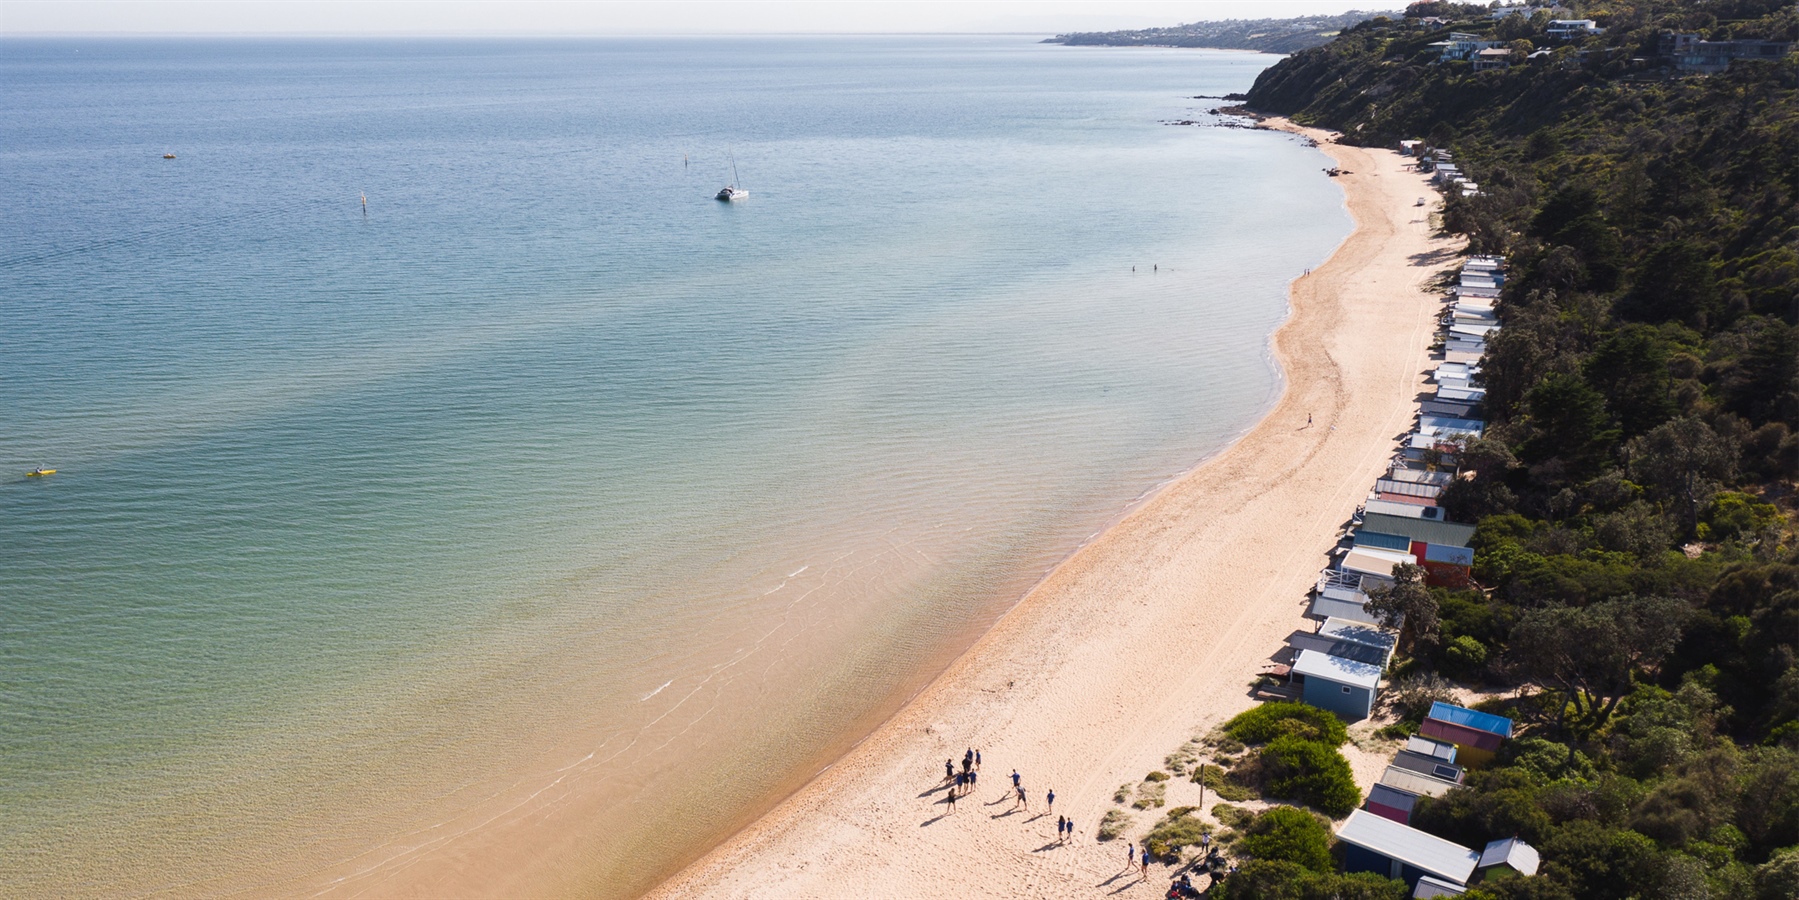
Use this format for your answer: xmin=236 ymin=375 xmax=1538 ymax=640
xmin=0 ymin=36 xmax=1348 ymax=897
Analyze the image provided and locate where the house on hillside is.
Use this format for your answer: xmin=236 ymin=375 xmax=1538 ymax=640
xmin=1545 ymin=19 xmax=1601 ymax=39
xmin=1661 ymin=33 xmax=1793 ymax=73
xmin=1473 ymin=48 xmax=1513 ymax=71
xmin=1431 ymin=34 xmax=1502 ymax=62
xmin=1336 ymin=809 xmax=1481 ymax=890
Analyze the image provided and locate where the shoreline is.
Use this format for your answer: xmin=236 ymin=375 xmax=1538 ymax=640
xmin=644 ymin=119 xmax=1460 ymax=899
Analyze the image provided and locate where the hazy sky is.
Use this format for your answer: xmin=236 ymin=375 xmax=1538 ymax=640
xmin=2 ymin=1 xmax=1379 ymax=36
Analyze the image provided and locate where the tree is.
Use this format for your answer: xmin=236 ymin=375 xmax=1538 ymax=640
xmin=1519 ymin=373 xmax=1620 ymax=478
xmin=1625 ymin=417 xmax=1736 ymax=535
xmin=1621 ymin=241 xmax=1721 ymax=328
xmin=1509 ymin=596 xmax=1690 ymax=731
xmin=1582 ymin=325 xmax=1678 ymax=438
xmin=1238 ymin=806 xmax=1334 ymax=872
xmin=1365 ymin=563 xmax=1440 ymax=648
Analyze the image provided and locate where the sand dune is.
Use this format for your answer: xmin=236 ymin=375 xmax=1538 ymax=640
xmin=646 ymin=121 xmax=1461 ymax=899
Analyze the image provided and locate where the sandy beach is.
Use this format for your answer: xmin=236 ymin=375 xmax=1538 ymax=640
xmin=644 ymin=121 xmax=1460 ymax=899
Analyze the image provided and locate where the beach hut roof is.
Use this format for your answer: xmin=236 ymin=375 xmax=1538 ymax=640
xmin=1287 ymin=631 xmax=1390 ymax=667
xmin=1413 ymin=874 xmax=1468 ymax=897
xmin=1355 ymin=530 xmax=1414 ymax=553
xmin=1406 ymin=735 xmax=1458 ymax=761
xmin=1292 ymin=648 xmax=1382 ymax=689
xmin=1335 ymin=810 xmax=1480 ymax=885
xmin=1360 ymin=513 xmax=1476 ymax=548
xmin=1479 ymin=838 xmax=1540 ymax=875
xmin=1381 ymin=765 xmax=1458 ymax=798
xmin=1320 ymin=617 xmax=1399 ymax=653
xmin=1309 ymin=594 xmax=1382 ymax=625
xmin=1342 ymin=546 xmax=1417 ymax=578
xmin=1368 ymin=782 xmax=1421 ymax=814
xmin=1429 ymin=702 xmax=1515 ymax=737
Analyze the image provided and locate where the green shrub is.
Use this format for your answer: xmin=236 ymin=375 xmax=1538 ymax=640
xmin=1259 ymin=736 xmax=1360 ymax=817
xmin=1211 ymin=803 xmax=1255 ymax=829
xmin=1097 ymin=808 xmax=1132 ymax=841
xmin=1143 ymin=806 xmax=1212 ymax=860
xmin=1225 ymin=701 xmax=1350 ymax=747
xmin=1144 ymin=770 xmax=1170 ymax=782
xmin=1197 ymin=761 xmax=1260 ymax=801
xmin=1237 ymin=806 xmax=1333 ymax=872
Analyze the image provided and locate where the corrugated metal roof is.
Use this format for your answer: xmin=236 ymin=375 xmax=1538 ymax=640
xmin=1419 ymin=416 xmax=1485 ymax=436
xmin=1361 ymin=513 xmax=1476 ymax=548
xmin=1355 ymin=531 xmax=1413 ymax=552
xmin=1381 ymin=766 xmax=1457 ymax=798
xmin=1320 ymin=618 xmax=1398 ymax=655
xmin=1429 ymin=702 xmax=1515 ymax=737
xmin=1309 ymin=594 xmax=1382 ymax=625
xmin=1405 ymin=736 xmax=1457 ymax=762
xmin=1343 ymin=546 xmax=1416 ymax=577
xmin=1367 ymin=782 xmax=1420 ymax=812
xmin=1287 ymin=631 xmax=1390 ymax=667
xmin=1391 ymin=750 xmax=1466 ymax=783
xmin=1413 ymin=875 xmax=1468 ymax=897
xmin=1419 ymin=717 xmax=1505 ymax=752
xmin=1335 ymin=810 xmax=1480 ymax=884
xmin=1478 ymin=838 xmax=1540 ymax=875
xmin=1292 ymin=649 xmax=1382 ymax=689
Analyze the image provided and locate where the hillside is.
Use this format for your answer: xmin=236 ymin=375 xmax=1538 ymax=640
xmin=1216 ymin=2 xmax=1799 ymax=898
xmin=1044 ymin=11 xmax=1398 ymax=54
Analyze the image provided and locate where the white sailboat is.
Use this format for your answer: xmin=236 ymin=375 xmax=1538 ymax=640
xmin=715 ymin=155 xmax=748 ymax=201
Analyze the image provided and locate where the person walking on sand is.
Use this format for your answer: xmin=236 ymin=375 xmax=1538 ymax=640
xmin=1141 ymin=847 xmax=1151 ymax=876
xmin=946 ymin=787 xmax=957 ymax=813
xmin=969 ymin=768 xmax=978 ymax=792
xmin=1015 ymin=785 xmax=1027 ymax=810
xmin=945 ymin=759 xmax=954 ymax=782
xmin=974 ymin=749 xmax=981 ymax=770
xmin=1046 ymin=788 xmax=1055 ymax=812
xmin=1011 ymin=769 xmax=1021 ymax=790
xmin=1307 ymin=413 xmax=1313 ymax=426
xmin=1126 ymin=843 xmax=1135 ymax=870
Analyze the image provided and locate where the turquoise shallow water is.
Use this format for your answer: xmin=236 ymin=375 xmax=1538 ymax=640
xmin=0 ymin=37 xmax=1349 ymax=897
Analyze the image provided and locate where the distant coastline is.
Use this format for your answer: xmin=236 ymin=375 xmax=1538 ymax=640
xmin=1043 ymin=10 xmax=1398 ymax=54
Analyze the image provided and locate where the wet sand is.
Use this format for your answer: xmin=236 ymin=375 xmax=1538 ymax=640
xmin=643 ymin=120 xmax=1460 ymax=899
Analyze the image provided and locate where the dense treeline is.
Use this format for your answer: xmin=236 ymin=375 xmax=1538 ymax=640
xmin=1232 ymin=1 xmax=1799 ymax=897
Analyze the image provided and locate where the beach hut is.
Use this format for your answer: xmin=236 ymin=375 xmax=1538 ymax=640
xmin=1366 ymin=782 xmax=1421 ymax=824
xmin=1363 ymin=499 xmax=1451 ymax=520
xmin=1359 ymin=513 xmax=1476 ymax=549
xmin=1476 ymin=838 xmax=1540 ymax=880
xmin=1419 ymin=702 xmax=1514 ymax=768
xmin=1413 ymin=875 xmax=1468 ymax=897
xmin=1308 ymin=591 xmax=1381 ymax=625
xmin=1292 ymin=649 xmax=1381 ymax=721
xmin=1336 ymin=809 xmax=1481 ymax=890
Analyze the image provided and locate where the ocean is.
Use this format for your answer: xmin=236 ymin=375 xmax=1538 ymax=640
xmin=0 ymin=36 xmax=1349 ymax=897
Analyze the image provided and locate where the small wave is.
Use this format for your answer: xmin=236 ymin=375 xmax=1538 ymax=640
xmin=639 ymin=680 xmax=673 ymax=702
xmin=788 ymin=565 xmax=809 ymax=577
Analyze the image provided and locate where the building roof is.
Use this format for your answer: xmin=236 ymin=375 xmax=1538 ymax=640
xmin=1355 ymin=530 xmax=1414 ymax=553
xmin=1420 ymin=717 xmax=1505 ymax=752
xmin=1335 ymin=809 xmax=1481 ymax=885
xmin=1309 ymin=594 xmax=1381 ymax=625
xmin=1429 ymin=702 xmax=1515 ymax=737
xmin=1414 ymin=875 xmax=1468 ymax=897
xmin=1419 ymin=415 xmax=1485 ymax=436
xmin=1292 ymin=648 xmax=1382 ymax=689
xmin=1320 ymin=618 xmax=1398 ymax=655
xmin=1288 ymin=631 xmax=1390 ymax=667
xmin=1343 ymin=546 xmax=1417 ymax=578
xmin=1406 ymin=735 xmax=1458 ymax=762
xmin=1479 ymin=838 xmax=1541 ymax=875
xmin=1360 ymin=513 xmax=1476 ymax=549
xmin=1392 ymin=750 xmax=1466 ymax=783
xmin=1368 ymin=782 xmax=1420 ymax=813
xmin=1381 ymin=766 xmax=1458 ymax=798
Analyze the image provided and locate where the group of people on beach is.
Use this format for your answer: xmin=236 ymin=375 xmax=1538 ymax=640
xmin=936 ymin=750 xmax=1074 ymax=842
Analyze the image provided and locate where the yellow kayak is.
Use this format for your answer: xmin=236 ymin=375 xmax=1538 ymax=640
xmin=26 ymin=468 xmax=55 ymax=477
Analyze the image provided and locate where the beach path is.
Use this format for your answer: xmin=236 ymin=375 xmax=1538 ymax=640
xmin=645 ymin=122 xmax=1460 ymax=900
